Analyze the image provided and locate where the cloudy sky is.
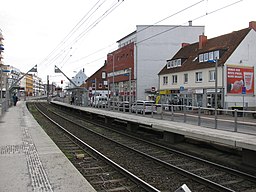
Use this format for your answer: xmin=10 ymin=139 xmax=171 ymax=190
xmin=0 ymin=0 xmax=255 ymax=85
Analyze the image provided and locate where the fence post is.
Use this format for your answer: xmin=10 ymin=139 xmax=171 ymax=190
xmin=183 ymin=105 xmax=186 ymax=123
xmin=151 ymin=103 xmax=154 ymax=118
xmin=161 ymin=104 xmax=163 ymax=120
xmin=234 ymin=109 xmax=238 ymax=132
xmin=171 ymin=104 xmax=174 ymax=121
xmin=198 ymin=107 xmax=201 ymax=126
xmin=143 ymin=103 xmax=145 ymax=116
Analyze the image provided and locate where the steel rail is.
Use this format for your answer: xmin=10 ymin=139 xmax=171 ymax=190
xmin=34 ymin=102 xmax=160 ymax=192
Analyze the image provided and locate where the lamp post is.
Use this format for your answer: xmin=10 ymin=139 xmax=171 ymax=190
xmin=208 ymin=58 xmax=218 ymax=129
xmin=129 ymin=68 xmax=132 ymax=113
xmin=112 ymin=54 xmax=115 ymax=102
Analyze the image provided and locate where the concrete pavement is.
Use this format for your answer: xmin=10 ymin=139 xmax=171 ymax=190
xmin=0 ymin=101 xmax=96 ymax=192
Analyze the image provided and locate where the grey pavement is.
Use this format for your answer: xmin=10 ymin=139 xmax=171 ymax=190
xmin=0 ymin=101 xmax=96 ymax=192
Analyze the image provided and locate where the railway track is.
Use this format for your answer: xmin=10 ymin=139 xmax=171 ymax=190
xmin=29 ymin=102 xmax=256 ymax=191
xmin=29 ymin=102 xmax=156 ymax=192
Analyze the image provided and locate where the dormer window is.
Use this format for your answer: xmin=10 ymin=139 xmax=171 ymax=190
xmin=166 ymin=58 xmax=182 ymax=69
xmin=199 ymin=50 xmax=220 ymax=63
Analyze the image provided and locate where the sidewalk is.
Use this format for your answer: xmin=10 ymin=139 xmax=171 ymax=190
xmin=0 ymin=101 xmax=96 ymax=192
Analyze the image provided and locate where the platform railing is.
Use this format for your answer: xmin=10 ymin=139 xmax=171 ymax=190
xmin=90 ymin=102 xmax=256 ymax=134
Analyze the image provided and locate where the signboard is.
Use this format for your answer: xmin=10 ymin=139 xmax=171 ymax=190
xmin=227 ymin=65 xmax=254 ymax=94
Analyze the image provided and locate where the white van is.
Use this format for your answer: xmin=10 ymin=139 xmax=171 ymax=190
xmin=131 ymin=100 xmax=156 ymax=113
xmin=92 ymin=96 xmax=108 ymax=107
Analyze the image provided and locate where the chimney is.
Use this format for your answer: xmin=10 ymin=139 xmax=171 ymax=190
xmin=249 ymin=21 xmax=256 ymax=31
xmin=83 ymin=68 xmax=84 ymax=73
xmin=199 ymin=33 xmax=207 ymax=49
xmin=188 ymin=20 xmax=192 ymax=26
xmin=182 ymin=43 xmax=190 ymax=48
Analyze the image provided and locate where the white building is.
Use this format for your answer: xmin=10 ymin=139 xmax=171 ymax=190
xmin=117 ymin=23 xmax=205 ymax=100
xmin=158 ymin=21 xmax=256 ymax=109
xmin=70 ymin=69 xmax=87 ymax=88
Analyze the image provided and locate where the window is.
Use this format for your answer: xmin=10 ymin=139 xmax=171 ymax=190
xmin=209 ymin=51 xmax=214 ymax=60
xmin=102 ymin=71 xmax=106 ymax=79
xmin=203 ymin=53 xmax=209 ymax=62
xmin=184 ymin=73 xmax=188 ymax=84
xmin=199 ymin=54 xmax=204 ymax=62
xmin=209 ymin=70 xmax=215 ymax=81
xmin=214 ymin=50 xmax=219 ymax=60
xmin=167 ymin=61 xmax=171 ymax=69
xmin=99 ymin=83 xmax=102 ymax=88
xmin=177 ymin=59 xmax=181 ymax=66
xmin=163 ymin=76 xmax=168 ymax=85
xmin=92 ymin=83 xmax=96 ymax=88
xmin=195 ymin=72 xmax=203 ymax=82
xmin=172 ymin=75 xmax=177 ymax=84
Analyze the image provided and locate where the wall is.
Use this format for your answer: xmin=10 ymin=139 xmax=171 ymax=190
xmin=225 ymin=29 xmax=256 ymax=108
xmin=135 ymin=25 xmax=204 ymax=100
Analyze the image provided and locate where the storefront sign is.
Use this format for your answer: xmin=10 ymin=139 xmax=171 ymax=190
xmin=227 ymin=65 xmax=254 ymax=94
xmin=160 ymin=90 xmax=171 ymax=95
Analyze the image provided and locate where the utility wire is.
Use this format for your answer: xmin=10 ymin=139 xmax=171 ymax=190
xmin=42 ymin=0 xmax=123 ymax=69
xmin=39 ymin=0 xmax=105 ymax=67
xmin=136 ymin=0 xmax=243 ymax=44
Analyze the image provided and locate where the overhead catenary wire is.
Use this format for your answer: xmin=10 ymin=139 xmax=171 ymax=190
xmin=41 ymin=0 xmax=124 ymax=70
xmin=39 ymin=0 xmax=106 ymax=67
xmin=69 ymin=0 xmax=244 ymax=74
xmin=136 ymin=0 xmax=243 ymax=45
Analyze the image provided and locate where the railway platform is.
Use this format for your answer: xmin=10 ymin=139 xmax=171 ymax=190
xmin=0 ymin=101 xmax=96 ymax=192
xmin=51 ymin=101 xmax=256 ymax=168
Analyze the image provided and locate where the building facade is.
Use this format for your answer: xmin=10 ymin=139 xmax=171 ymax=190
xmin=106 ymin=24 xmax=205 ymax=102
xmin=70 ymin=69 xmax=88 ymax=88
xmin=84 ymin=63 xmax=109 ymax=102
xmin=158 ymin=21 xmax=256 ymax=109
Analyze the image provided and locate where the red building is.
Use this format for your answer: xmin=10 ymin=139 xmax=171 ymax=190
xmin=106 ymin=42 xmax=135 ymax=102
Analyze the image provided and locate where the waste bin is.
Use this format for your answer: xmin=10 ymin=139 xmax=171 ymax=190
xmin=231 ymin=106 xmax=243 ymax=117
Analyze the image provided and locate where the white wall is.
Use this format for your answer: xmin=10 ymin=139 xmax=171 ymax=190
xmin=225 ymin=29 xmax=256 ymax=107
xmin=135 ymin=25 xmax=204 ymax=100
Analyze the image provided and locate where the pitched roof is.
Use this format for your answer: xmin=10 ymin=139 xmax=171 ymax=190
xmin=158 ymin=27 xmax=251 ymax=75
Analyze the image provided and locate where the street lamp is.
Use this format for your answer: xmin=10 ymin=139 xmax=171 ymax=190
xmin=208 ymin=58 xmax=218 ymax=129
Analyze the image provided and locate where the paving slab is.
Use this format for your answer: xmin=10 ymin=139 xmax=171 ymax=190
xmin=0 ymin=101 xmax=96 ymax=192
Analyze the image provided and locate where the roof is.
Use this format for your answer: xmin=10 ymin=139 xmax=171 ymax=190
xmin=158 ymin=27 xmax=251 ymax=75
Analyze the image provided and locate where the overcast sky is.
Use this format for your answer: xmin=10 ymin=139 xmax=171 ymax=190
xmin=0 ymin=0 xmax=255 ymax=85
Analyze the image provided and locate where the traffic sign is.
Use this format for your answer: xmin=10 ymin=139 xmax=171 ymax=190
xmin=242 ymin=86 xmax=246 ymax=94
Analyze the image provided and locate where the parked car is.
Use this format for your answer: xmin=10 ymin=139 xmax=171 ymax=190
xmin=118 ymin=101 xmax=130 ymax=112
xmin=131 ymin=100 xmax=156 ymax=114
xmin=92 ymin=96 xmax=108 ymax=107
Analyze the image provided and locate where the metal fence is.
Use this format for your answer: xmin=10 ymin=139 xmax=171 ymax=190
xmin=90 ymin=102 xmax=256 ymax=135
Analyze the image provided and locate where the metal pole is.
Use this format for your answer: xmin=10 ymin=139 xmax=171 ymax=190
xmin=129 ymin=68 xmax=131 ymax=113
xmin=0 ymin=68 xmax=2 ymax=102
xmin=222 ymin=64 xmax=225 ymax=109
xmin=107 ymin=79 xmax=110 ymax=110
xmin=112 ymin=54 xmax=115 ymax=103
xmin=47 ymin=75 xmax=49 ymax=102
xmin=214 ymin=59 xmax=218 ymax=129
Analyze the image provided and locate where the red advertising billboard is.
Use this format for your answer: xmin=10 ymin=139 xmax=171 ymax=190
xmin=227 ymin=65 xmax=254 ymax=94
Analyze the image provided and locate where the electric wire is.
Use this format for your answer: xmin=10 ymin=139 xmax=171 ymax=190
xmin=41 ymin=0 xmax=123 ymax=70
xmin=39 ymin=0 xmax=105 ymax=67
xmin=136 ymin=0 xmax=243 ymax=45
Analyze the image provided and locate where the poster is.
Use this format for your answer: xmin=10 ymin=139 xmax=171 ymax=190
xmin=227 ymin=65 xmax=254 ymax=94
